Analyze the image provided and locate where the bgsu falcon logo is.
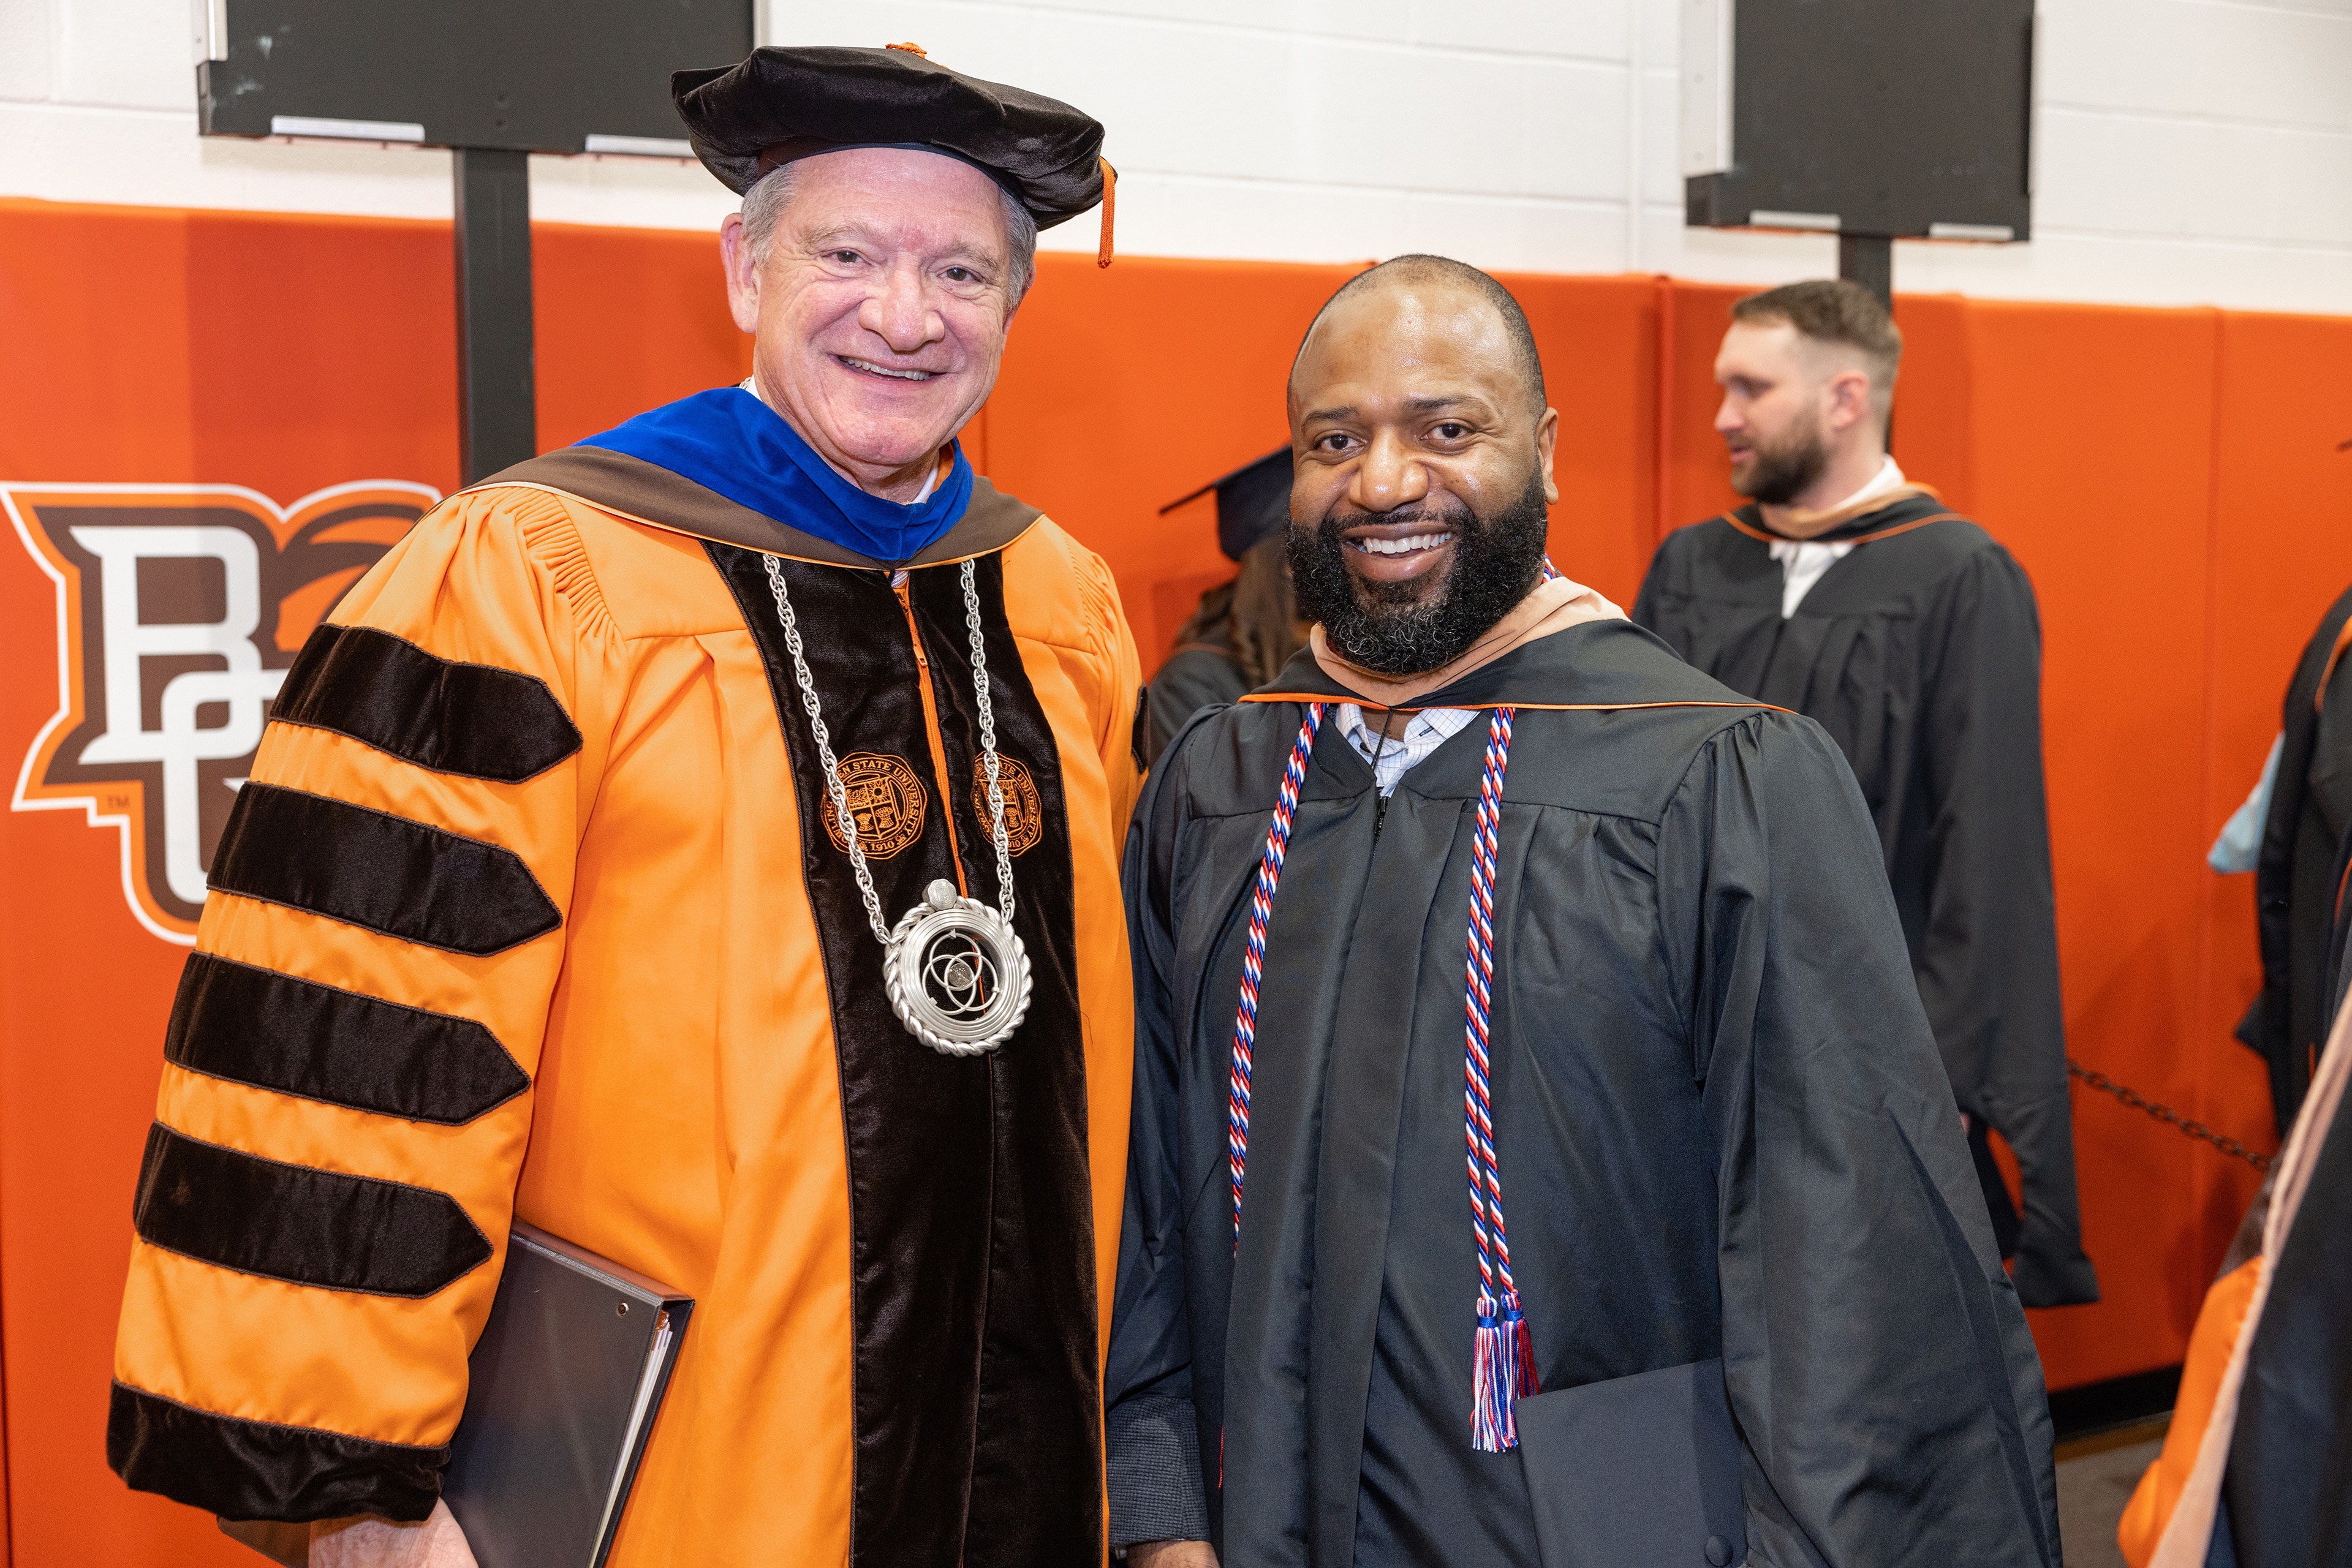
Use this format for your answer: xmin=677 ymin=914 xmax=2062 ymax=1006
xmin=7 ymin=482 xmax=436 ymax=943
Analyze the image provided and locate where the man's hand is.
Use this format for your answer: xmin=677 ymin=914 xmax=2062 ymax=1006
xmin=309 ymin=1500 xmax=478 ymax=1568
xmin=1127 ymin=1542 xmax=1218 ymax=1568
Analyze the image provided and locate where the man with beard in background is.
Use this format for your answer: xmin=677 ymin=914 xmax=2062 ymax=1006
xmin=1104 ymin=256 xmax=2062 ymax=1568
xmin=1633 ymin=281 xmax=2100 ymax=1311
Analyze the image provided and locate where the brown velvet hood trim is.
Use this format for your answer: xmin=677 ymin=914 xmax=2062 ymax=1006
xmin=469 ymin=446 xmax=1042 ymax=567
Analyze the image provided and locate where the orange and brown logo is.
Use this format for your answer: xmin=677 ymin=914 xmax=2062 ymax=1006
xmin=820 ymin=751 xmax=929 ymax=859
xmin=971 ymin=754 xmax=1043 ymax=856
xmin=7 ymin=482 xmax=435 ymax=943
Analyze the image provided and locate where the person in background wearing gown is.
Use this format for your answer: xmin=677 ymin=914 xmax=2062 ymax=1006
xmin=1633 ymin=279 xmax=2100 ymax=1310
xmin=2122 ymin=581 xmax=2352 ymax=1565
xmin=1146 ymin=448 xmax=1308 ymax=762
xmin=1107 ymin=255 xmax=2060 ymax=1568
xmin=2116 ymin=956 xmax=2352 ymax=1568
xmin=2209 ymin=579 xmax=2352 ymax=1134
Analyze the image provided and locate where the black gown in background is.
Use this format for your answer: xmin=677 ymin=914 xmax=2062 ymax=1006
xmin=2222 ymin=1052 xmax=2352 ymax=1567
xmin=1634 ymin=493 xmax=2100 ymax=1308
xmin=1146 ymin=643 xmax=1248 ymax=763
xmin=1106 ymin=620 xmax=2061 ymax=1568
xmin=2239 ymin=581 xmax=2352 ymax=1134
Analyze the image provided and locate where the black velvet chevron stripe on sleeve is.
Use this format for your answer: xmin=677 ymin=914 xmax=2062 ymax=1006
xmin=208 ymin=783 xmax=561 ymax=956
xmin=132 ymin=1123 xmax=493 ymax=1297
xmin=108 ymin=1380 xmax=447 ymax=1524
xmin=274 ymin=624 xmax=582 ymax=783
xmin=165 ymin=954 xmax=529 ymax=1125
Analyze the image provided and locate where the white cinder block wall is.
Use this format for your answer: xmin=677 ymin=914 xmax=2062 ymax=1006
xmin=2 ymin=0 xmax=2346 ymax=313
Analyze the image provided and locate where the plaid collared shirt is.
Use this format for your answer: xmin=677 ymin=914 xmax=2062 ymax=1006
xmin=1336 ymin=703 xmax=1479 ymax=796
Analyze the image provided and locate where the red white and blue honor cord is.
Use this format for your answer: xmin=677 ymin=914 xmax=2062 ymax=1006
xmin=1464 ymin=706 xmax=1539 ymax=1450
xmin=1229 ymin=701 xmax=1328 ymax=1247
xmin=1224 ymin=699 xmax=1538 ymax=1450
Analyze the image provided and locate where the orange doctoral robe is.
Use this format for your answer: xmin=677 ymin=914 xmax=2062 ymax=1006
xmin=108 ymin=436 xmax=1144 ymax=1567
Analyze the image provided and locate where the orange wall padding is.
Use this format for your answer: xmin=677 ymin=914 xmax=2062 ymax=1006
xmin=2 ymin=197 xmax=2348 ymax=1564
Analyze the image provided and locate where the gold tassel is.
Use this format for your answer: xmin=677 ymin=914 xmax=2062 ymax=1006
xmin=1098 ymin=159 xmax=1117 ymax=269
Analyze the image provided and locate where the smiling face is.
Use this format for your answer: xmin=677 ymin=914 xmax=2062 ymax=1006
xmin=720 ymin=147 xmax=1019 ymax=497
xmin=1285 ymin=274 xmax=1559 ymax=674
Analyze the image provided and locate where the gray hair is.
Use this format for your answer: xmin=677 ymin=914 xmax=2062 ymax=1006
xmin=741 ymin=161 xmax=1037 ymax=304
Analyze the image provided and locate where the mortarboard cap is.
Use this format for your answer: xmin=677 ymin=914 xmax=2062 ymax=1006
xmin=1160 ymin=447 xmax=1294 ymax=562
xmin=673 ymin=45 xmax=1116 ymax=262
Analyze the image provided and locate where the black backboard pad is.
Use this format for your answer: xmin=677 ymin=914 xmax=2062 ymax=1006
xmin=1688 ymin=0 xmax=2033 ymax=239
xmin=199 ymin=0 xmax=753 ymax=154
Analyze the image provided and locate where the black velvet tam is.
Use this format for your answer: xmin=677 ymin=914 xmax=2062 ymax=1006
xmin=673 ymin=45 xmax=1106 ymax=228
xmin=1160 ymin=446 xmax=1293 ymax=562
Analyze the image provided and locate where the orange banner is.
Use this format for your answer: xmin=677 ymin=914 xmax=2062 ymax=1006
xmin=2 ymin=194 xmax=2348 ymax=1563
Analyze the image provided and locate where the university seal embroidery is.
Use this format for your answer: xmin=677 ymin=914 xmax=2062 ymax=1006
xmin=821 ymin=751 xmax=928 ymax=859
xmin=6 ymin=481 xmax=435 ymax=943
xmin=970 ymin=754 xmax=1043 ymax=856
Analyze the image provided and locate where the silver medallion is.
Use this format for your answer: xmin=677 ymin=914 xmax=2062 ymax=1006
xmin=763 ymin=554 xmax=1030 ymax=1055
xmin=886 ymin=879 xmax=1033 ymax=1055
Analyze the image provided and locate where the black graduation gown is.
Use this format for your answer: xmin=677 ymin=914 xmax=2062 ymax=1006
xmin=1148 ymin=643 xmax=1249 ymax=763
xmin=1633 ymin=495 xmax=2100 ymax=1308
xmin=2328 ymin=828 xmax=2352 ymax=1032
xmin=2222 ymin=1068 xmax=2352 ymax=1567
xmin=1105 ymin=619 xmax=2062 ymax=1568
xmin=2239 ymin=582 xmax=2352 ymax=1134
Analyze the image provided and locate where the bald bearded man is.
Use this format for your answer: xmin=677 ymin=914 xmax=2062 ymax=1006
xmin=1103 ymin=257 xmax=2062 ymax=1568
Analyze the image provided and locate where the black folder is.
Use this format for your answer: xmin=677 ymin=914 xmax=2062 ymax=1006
xmin=1514 ymin=1357 xmax=1749 ymax=1568
xmin=221 ymin=1224 xmax=692 ymax=1568
xmin=442 ymin=1224 xmax=694 ymax=1568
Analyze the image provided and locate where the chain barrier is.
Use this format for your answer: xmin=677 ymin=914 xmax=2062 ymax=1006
xmin=2068 ymin=1059 xmax=2272 ymax=1173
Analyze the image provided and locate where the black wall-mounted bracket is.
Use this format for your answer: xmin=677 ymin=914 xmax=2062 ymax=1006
xmin=453 ymin=149 xmax=537 ymax=484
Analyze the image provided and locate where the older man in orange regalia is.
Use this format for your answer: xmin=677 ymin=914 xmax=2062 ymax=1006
xmin=108 ymin=46 xmax=1143 ymax=1568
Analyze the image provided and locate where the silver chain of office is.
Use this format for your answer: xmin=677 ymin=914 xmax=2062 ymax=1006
xmin=762 ymin=555 xmax=1032 ymax=1055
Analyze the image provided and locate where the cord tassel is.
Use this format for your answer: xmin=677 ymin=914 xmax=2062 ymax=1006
xmin=1472 ymin=1290 xmax=1538 ymax=1452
